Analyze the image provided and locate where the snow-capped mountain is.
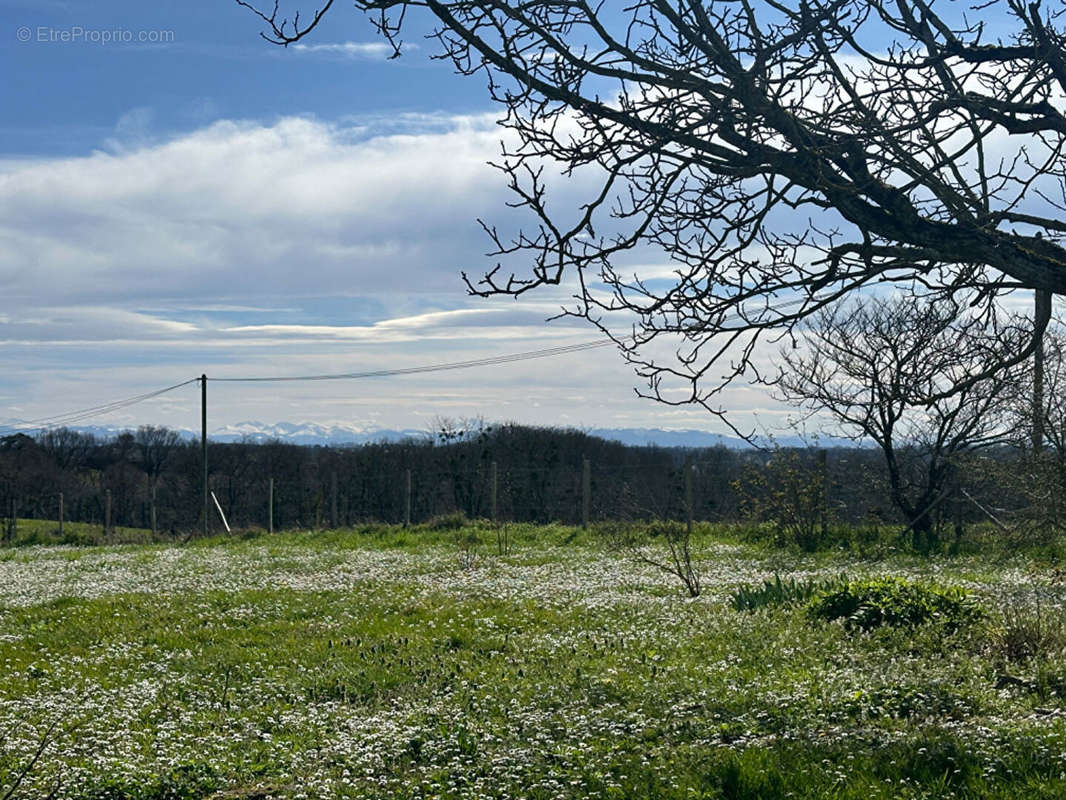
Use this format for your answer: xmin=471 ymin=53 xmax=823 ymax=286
xmin=210 ymin=421 xmax=429 ymax=445
xmin=3 ymin=419 xmax=856 ymax=449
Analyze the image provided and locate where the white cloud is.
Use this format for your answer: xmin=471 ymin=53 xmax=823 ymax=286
xmin=222 ymin=307 xmax=586 ymax=342
xmin=0 ymin=114 xmax=510 ymax=304
xmin=290 ymin=41 xmax=409 ymax=59
xmin=0 ymin=307 xmax=201 ymax=345
xmin=0 ymin=113 xmax=791 ymax=434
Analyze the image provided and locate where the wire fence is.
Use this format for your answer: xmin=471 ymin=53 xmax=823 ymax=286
xmin=0 ymin=445 xmax=928 ymax=542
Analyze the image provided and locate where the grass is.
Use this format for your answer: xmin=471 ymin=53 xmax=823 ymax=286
xmin=3 ymin=518 xmax=160 ymax=548
xmin=1 ymin=517 xmax=605 ymax=551
xmin=1 ymin=524 xmax=1066 ymax=798
xmin=729 ymin=573 xmax=847 ymax=612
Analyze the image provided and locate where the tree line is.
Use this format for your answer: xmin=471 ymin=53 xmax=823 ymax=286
xmin=0 ymin=414 xmax=1058 ymax=551
xmin=0 ymin=422 xmax=748 ymax=534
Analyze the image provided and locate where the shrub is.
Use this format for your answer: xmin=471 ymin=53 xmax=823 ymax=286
xmin=453 ymin=528 xmax=481 ymax=570
xmin=807 ymin=577 xmax=983 ymax=632
xmin=731 ymin=573 xmax=846 ymax=612
xmin=993 ymin=595 xmax=1066 ymax=663
xmin=61 ymin=528 xmax=98 ymax=547
xmin=425 ymin=511 xmax=469 ymax=531
xmin=734 ymin=449 xmax=831 ymax=552
xmin=978 ymin=453 xmax=1066 ymax=546
xmin=598 ymin=520 xmax=702 ymax=597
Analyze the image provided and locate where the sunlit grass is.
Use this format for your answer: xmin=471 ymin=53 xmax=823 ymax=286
xmin=2 ymin=527 xmax=1065 ymax=798
xmin=6 ymin=517 xmax=158 ymax=547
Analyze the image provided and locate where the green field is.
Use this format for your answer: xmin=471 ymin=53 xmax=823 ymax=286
xmin=2 ymin=523 xmax=1066 ymax=799
xmin=3 ymin=518 xmax=163 ymax=548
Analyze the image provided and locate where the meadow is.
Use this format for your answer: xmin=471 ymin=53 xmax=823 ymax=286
xmin=1 ymin=522 xmax=1066 ymax=799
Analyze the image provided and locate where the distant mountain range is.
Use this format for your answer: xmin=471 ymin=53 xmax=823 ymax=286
xmin=210 ymin=421 xmax=430 ymax=445
xmin=5 ymin=419 xmax=858 ymax=449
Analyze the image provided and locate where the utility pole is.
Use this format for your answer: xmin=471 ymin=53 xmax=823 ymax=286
xmin=201 ymin=374 xmax=208 ymax=538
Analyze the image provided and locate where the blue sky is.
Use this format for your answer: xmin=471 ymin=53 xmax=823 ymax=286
xmin=0 ymin=0 xmax=1033 ymax=439
xmin=1 ymin=0 xmax=789 ymax=436
xmin=1 ymin=1 xmax=497 ymax=155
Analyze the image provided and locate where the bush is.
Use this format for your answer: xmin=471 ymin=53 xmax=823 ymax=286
xmin=734 ymin=450 xmax=831 ymax=552
xmin=994 ymin=596 xmax=1066 ymax=663
xmin=425 ymin=511 xmax=469 ymax=531
xmin=597 ymin=519 xmax=702 ymax=597
xmin=731 ymin=573 xmax=847 ymax=612
xmin=807 ymin=577 xmax=983 ymax=632
xmin=62 ymin=528 xmax=99 ymax=547
xmin=978 ymin=453 xmax=1066 ymax=546
xmin=453 ymin=528 xmax=481 ymax=570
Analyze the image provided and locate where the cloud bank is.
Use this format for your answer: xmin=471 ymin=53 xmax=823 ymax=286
xmin=0 ymin=113 xmax=788 ymax=434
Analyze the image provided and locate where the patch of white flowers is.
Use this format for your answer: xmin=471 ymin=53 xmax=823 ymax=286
xmin=1 ymin=540 xmax=1065 ymax=797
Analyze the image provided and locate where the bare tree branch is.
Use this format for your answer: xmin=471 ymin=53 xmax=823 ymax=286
xmin=775 ymin=294 xmax=1024 ymax=548
xmin=238 ymin=0 xmax=1066 ymax=421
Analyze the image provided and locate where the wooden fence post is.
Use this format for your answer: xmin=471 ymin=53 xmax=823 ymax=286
xmin=953 ymin=482 xmax=964 ymax=548
xmin=685 ymin=454 xmax=694 ymax=535
xmin=582 ymin=458 xmax=591 ymax=529
xmin=150 ymin=483 xmax=157 ymax=535
xmin=58 ymin=493 xmax=64 ymax=538
xmin=8 ymin=498 xmax=15 ymax=542
xmin=490 ymin=460 xmax=498 ymax=525
xmin=105 ymin=490 xmax=112 ymax=538
xmin=268 ymin=478 xmax=274 ymax=534
xmin=331 ymin=471 xmax=338 ymax=530
xmin=404 ymin=469 xmax=412 ymax=528
xmin=818 ymin=449 xmax=828 ymax=538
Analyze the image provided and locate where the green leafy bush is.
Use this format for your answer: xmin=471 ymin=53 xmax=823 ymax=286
xmin=807 ymin=577 xmax=983 ymax=632
xmin=733 ymin=450 xmax=831 ymax=552
xmin=61 ymin=528 xmax=100 ymax=547
xmin=731 ymin=573 xmax=846 ymax=612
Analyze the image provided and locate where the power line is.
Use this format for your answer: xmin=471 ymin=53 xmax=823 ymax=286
xmin=1 ymin=294 xmax=816 ymax=433
xmin=0 ymin=339 xmax=624 ymax=436
xmin=210 ymin=337 xmax=620 ymax=382
xmin=0 ymin=378 xmax=200 ymax=436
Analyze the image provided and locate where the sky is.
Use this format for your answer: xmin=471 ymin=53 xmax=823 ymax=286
xmin=0 ymin=0 xmax=798 ymax=438
xmin=0 ymin=0 xmax=1034 ymax=440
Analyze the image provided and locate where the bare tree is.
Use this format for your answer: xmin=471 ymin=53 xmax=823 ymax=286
xmin=135 ymin=426 xmax=181 ymax=487
xmin=135 ymin=426 xmax=181 ymax=533
xmin=600 ymin=518 xmax=702 ymax=598
xmin=0 ymin=711 xmax=79 ymax=800
xmin=36 ymin=428 xmax=96 ymax=471
xmin=237 ymin=0 xmax=1065 ymax=428
xmin=776 ymin=295 xmax=1021 ymax=550
xmin=1003 ymin=322 xmax=1066 ymax=455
